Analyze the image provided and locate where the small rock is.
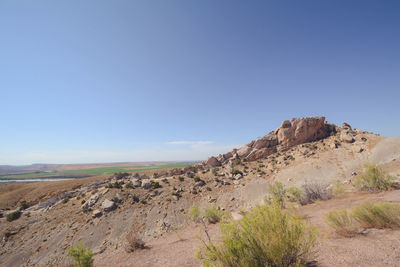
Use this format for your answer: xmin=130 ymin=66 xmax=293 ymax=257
xmin=92 ymin=209 xmax=102 ymax=218
xmin=102 ymin=199 xmax=116 ymax=212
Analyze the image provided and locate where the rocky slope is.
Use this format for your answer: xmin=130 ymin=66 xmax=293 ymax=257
xmin=1 ymin=117 xmax=400 ymax=267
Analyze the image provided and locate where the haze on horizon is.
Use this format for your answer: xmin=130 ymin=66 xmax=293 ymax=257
xmin=1 ymin=1 xmax=399 ymax=165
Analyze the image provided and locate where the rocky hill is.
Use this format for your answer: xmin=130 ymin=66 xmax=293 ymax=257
xmin=1 ymin=117 xmax=400 ymax=267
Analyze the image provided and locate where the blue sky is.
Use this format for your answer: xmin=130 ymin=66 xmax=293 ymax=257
xmin=1 ymin=1 xmax=399 ymax=165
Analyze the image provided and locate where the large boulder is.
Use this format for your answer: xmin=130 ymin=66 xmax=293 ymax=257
xmin=205 ymin=156 xmax=221 ymax=167
xmin=276 ymin=117 xmax=329 ymax=148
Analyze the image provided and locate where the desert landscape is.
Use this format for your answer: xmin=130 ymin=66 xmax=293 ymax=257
xmin=1 ymin=117 xmax=400 ymax=266
xmin=2 ymin=1 xmax=399 ymax=266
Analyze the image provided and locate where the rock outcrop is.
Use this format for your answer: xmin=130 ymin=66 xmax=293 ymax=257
xmin=205 ymin=116 xmax=335 ymax=165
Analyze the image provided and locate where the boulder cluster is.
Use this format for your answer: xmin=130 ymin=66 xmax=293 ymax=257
xmin=204 ymin=116 xmax=335 ymax=167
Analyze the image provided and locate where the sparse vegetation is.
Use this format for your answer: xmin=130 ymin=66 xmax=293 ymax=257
xmin=204 ymin=205 xmax=224 ymax=224
xmin=326 ymin=209 xmax=356 ymax=237
xmin=287 ymin=186 xmax=305 ymax=204
xmin=194 ymin=176 xmax=201 ymax=182
xmin=6 ymin=210 xmax=21 ymax=222
xmin=266 ymin=181 xmax=286 ymax=207
xmin=354 ymin=163 xmax=394 ymax=192
xmin=326 ymin=202 xmax=400 ymax=237
xmin=152 ymin=181 xmax=161 ymax=189
xmin=332 ymin=180 xmax=346 ymax=196
xmin=19 ymin=201 xmax=29 ymax=210
xmin=178 ymin=176 xmax=184 ymax=181
xmin=124 ymin=181 xmax=133 ymax=188
xmin=352 ymin=201 xmax=400 ymax=229
xmin=68 ymin=241 xmax=94 ymax=267
xmin=301 ymin=181 xmax=332 ymax=204
xmin=125 ymin=230 xmax=146 ymax=252
xmin=199 ymin=204 xmax=318 ymax=267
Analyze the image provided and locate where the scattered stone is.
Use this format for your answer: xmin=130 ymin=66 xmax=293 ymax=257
xmin=233 ymin=173 xmax=243 ymax=180
xmin=102 ymin=199 xmax=116 ymax=212
xmin=205 ymin=156 xmax=221 ymax=167
xmin=340 ymin=132 xmax=355 ymax=143
xmin=92 ymin=209 xmax=102 ymax=218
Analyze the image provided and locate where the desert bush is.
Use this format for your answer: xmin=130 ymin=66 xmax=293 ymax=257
xmin=352 ymin=201 xmax=400 ymax=229
xmin=200 ymin=204 xmax=318 ymax=267
xmin=194 ymin=176 xmax=201 ymax=182
xmin=287 ymin=186 xmax=305 ymax=204
xmin=68 ymin=241 xmax=94 ymax=267
xmin=125 ymin=230 xmax=146 ymax=252
xmin=332 ymin=180 xmax=346 ymax=196
xmin=301 ymin=182 xmax=332 ymax=204
xmin=189 ymin=205 xmax=201 ymax=222
xmin=266 ymin=181 xmax=286 ymax=207
xmin=6 ymin=210 xmax=21 ymax=222
xmin=231 ymin=169 xmax=243 ymax=176
xmin=325 ymin=209 xmax=356 ymax=237
xmin=354 ymin=163 xmax=394 ymax=192
xmin=204 ymin=205 xmax=224 ymax=224
xmin=152 ymin=182 xmax=161 ymax=189
xmin=20 ymin=201 xmax=29 ymax=210
xmin=124 ymin=181 xmax=133 ymax=188
xmin=178 ymin=176 xmax=184 ymax=181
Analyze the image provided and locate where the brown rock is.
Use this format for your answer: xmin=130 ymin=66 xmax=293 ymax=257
xmin=205 ymin=156 xmax=221 ymax=167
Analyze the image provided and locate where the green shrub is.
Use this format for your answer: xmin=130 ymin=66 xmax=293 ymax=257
xmin=194 ymin=176 xmax=201 ymax=182
xmin=287 ymin=186 xmax=305 ymax=204
xmin=352 ymin=201 xmax=400 ymax=229
xmin=124 ymin=181 xmax=133 ymax=188
xmin=62 ymin=197 xmax=70 ymax=204
xmin=81 ymin=200 xmax=86 ymax=205
xmin=266 ymin=181 xmax=286 ymax=207
xmin=204 ymin=205 xmax=224 ymax=224
xmin=6 ymin=210 xmax=21 ymax=222
xmin=301 ymin=182 xmax=332 ymax=204
xmin=200 ymin=204 xmax=318 ymax=267
xmin=152 ymin=182 xmax=161 ymax=189
xmin=332 ymin=180 xmax=346 ymax=196
xmin=325 ymin=209 xmax=356 ymax=237
xmin=231 ymin=169 xmax=243 ymax=176
xmin=68 ymin=241 xmax=94 ymax=267
xmin=188 ymin=205 xmax=201 ymax=222
xmin=354 ymin=163 xmax=394 ymax=192
xmin=178 ymin=176 xmax=184 ymax=181
xmin=20 ymin=201 xmax=29 ymax=210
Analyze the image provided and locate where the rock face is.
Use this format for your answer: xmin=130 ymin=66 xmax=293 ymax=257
xmin=204 ymin=116 xmax=334 ymax=164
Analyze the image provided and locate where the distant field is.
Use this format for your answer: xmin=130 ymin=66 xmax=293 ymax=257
xmin=0 ymin=162 xmax=194 ymax=181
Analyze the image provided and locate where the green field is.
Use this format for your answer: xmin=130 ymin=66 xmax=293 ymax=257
xmin=0 ymin=162 xmax=194 ymax=180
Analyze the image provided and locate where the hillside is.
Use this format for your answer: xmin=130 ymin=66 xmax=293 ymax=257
xmin=1 ymin=117 xmax=400 ymax=267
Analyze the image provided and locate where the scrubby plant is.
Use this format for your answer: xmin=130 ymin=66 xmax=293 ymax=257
xmin=352 ymin=201 xmax=400 ymax=229
xmin=188 ymin=205 xmax=201 ymax=222
xmin=152 ymin=181 xmax=161 ymax=189
xmin=194 ymin=176 xmax=201 ymax=182
xmin=199 ymin=204 xmax=318 ymax=267
xmin=124 ymin=181 xmax=133 ymax=188
xmin=6 ymin=210 xmax=21 ymax=222
xmin=301 ymin=182 xmax=332 ymax=204
xmin=354 ymin=163 xmax=394 ymax=192
xmin=231 ymin=169 xmax=243 ymax=176
xmin=287 ymin=186 xmax=305 ymax=204
xmin=332 ymin=180 xmax=346 ymax=196
xmin=325 ymin=209 xmax=356 ymax=237
xmin=81 ymin=200 xmax=86 ymax=205
xmin=178 ymin=176 xmax=184 ymax=182
xmin=266 ymin=181 xmax=287 ymax=208
xmin=20 ymin=201 xmax=29 ymax=210
xmin=125 ymin=230 xmax=146 ymax=252
xmin=68 ymin=241 xmax=94 ymax=267
xmin=204 ymin=205 xmax=224 ymax=224
xmin=62 ymin=197 xmax=70 ymax=204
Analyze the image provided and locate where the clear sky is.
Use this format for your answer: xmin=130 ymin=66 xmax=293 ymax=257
xmin=1 ymin=1 xmax=399 ymax=165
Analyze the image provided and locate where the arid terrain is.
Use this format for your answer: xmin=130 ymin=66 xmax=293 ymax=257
xmin=1 ymin=116 xmax=400 ymax=267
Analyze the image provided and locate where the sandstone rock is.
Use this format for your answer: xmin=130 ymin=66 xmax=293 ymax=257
xmin=82 ymin=193 xmax=99 ymax=211
xmin=131 ymin=179 xmax=142 ymax=188
xmin=205 ymin=156 xmax=221 ymax=167
xmin=141 ymin=180 xmax=152 ymax=189
xmin=352 ymin=145 xmax=363 ymax=153
xmin=233 ymin=173 xmax=243 ymax=180
xmin=340 ymin=132 xmax=354 ymax=143
xmin=92 ymin=209 xmax=102 ymax=218
xmin=102 ymin=199 xmax=116 ymax=212
xmin=342 ymin=122 xmax=352 ymax=129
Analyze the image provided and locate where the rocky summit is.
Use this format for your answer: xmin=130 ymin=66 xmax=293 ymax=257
xmin=205 ymin=116 xmax=335 ymax=166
